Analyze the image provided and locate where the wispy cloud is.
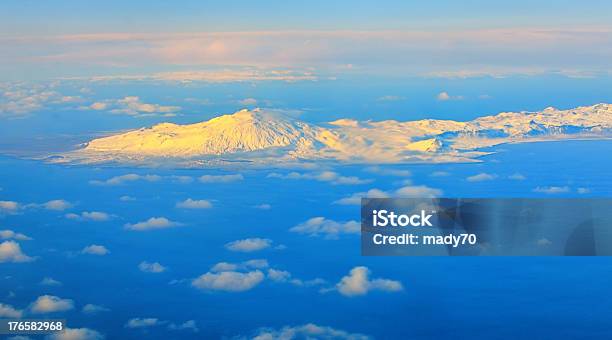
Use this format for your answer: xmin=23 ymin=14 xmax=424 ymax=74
xmin=225 ymin=238 xmax=272 ymax=252
xmin=40 ymin=277 xmax=62 ymax=286
xmin=0 ymin=230 xmax=32 ymax=241
xmin=334 ymin=185 xmax=442 ymax=205
xmin=176 ymin=199 xmax=212 ymax=209
xmin=466 ymin=173 xmax=497 ymax=182
xmin=82 ymin=244 xmax=110 ymax=255
xmin=138 ymin=261 xmax=167 ymax=273
xmin=199 ymin=174 xmax=244 ymax=183
xmin=84 ymin=96 xmax=180 ymax=117
xmin=125 ymin=217 xmax=182 ymax=231
xmin=5 ymin=29 xmax=611 ymax=80
xmin=268 ymin=171 xmax=371 ymax=185
xmin=377 ymin=95 xmax=405 ymax=102
xmin=533 ymin=186 xmax=571 ymax=194
xmin=508 ymin=173 xmax=526 ymax=180
xmin=66 ymin=211 xmax=111 ymax=221
xmin=168 ymin=320 xmax=199 ymax=333
xmin=364 ymin=166 xmax=411 ymax=177
xmin=90 ymin=173 xmax=162 ymax=186
xmin=437 ymin=91 xmax=464 ymax=101
xmin=211 ymin=259 xmax=269 ymax=273
xmin=248 ymin=323 xmax=370 ymax=340
xmin=82 ymin=304 xmax=110 ymax=314
xmin=0 ymin=83 xmax=83 ymax=118
xmin=290 ymin=217 xmax=359 ymax=239
xmin=125 ymin=318 xmax=165 ymax=329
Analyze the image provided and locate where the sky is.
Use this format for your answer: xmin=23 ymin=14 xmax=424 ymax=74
xmin=1 ymin=0 xmax=611 ymax=80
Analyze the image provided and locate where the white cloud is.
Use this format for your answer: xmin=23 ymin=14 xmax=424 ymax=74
xmin=124 ymin=217 xmax=182 ymax=231
xmin=508 ymin=173 xmax=526 ymax=180
xmin=198 ymin=174 xmax=244 ymax=183
xmin=82 ymin=304 xmax=110 ymax=314
xmin=87 ymin=96 xmax=180 ymax=117
xmin=176 ymin=199 xmax=212 ymax=209
xmin=334 ymin=188 xmax=389 ymax=205
xmin=267 ymin=171 xmax=371 ymax=185
xmin=125 ymin=318 xmax=164 ymax=328
xmin=225 ymin=238 xmax=272 ymax=252
xmin=266 ymin=268 xmax=325 ymax=287
xmin=81 ymin=244 xmax=109 ymax=256
xmin=119 ymin=195 xmax=136 ymax=201
xmin=192 ymin=270 xmax=264 ymax=292
xmin=0 ymin=230 xmax=32 ymax=241
xmin=335 ymin=266 xmax=403 ymax=297
xmin=89 ymin=174 xmax=161 ymax=186
xmin=394 ymin=185 xmax=443 ymax=197
xmin=436 ymin=91 xmax=464 ymax=101
xmin=533 ymin=186 xmax=570 ymax=194
xmin=240 ymin=259 xmax=270 ymax=269
xmin=40 ymin=277 xmax=62 ymax=286
xmin=0 ymin=200 xmax=20 ymax=213
xmin=0 ymin=241 xmax=34 ymax=263
xmin=30 ymin=295 xmax=74 ymax=313
xmin=253 ymin=203 xmax=271 ymax=210
xmin=577 ymin=187 xmax=591 ymax=194
xmin=168 ymin=320 xmax=199 ymax=332
xmin=0 ymin=83 xmax=82 ymax=118
xmin=266 ymin=268 xmax=292 ymax=282
xmin=0 ymin=303 xmax=23 ymax=318
xmin=66 ymin=211 xmax=111 ymax=222
xmin=334 ymin=185 xmax=442 ymax=205
xmin=290 ymin=217 xmax=359 ymax=239
xmin=46 ymin=328 xmax=104 ymax=340
xmin=251 ymin=323 xmax=371 ymax=340
xmin=138 ymin=261 xmax=167 ymax=273
xmin=41 ymin=200 xmax=73 ymax=211
xmin=466 ymin=173 xmax=497 ymax=182
xmin=239 ymin=98 xmax=258 ymax=106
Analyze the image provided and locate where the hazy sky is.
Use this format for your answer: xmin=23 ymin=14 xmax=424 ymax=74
xmin=3 ymin=0 xmax=612 ymax=33
xmin=1 ymin=1 xmax=611 ymax=80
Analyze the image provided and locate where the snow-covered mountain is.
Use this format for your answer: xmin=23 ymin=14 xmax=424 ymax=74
xmin=62 ymin=104 xmax=612 ymax=166
xmin=84 ymin=109 xmax=323 ymax=157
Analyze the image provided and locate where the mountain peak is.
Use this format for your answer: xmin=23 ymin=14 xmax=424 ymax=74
xmin=83 ymin=108 xmax=317 ymax=157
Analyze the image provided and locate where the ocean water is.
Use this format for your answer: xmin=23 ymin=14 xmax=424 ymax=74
xmin=1 ymin=140 xmax=612 ymax=339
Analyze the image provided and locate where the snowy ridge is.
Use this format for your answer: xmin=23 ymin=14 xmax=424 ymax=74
xmin=60 ymin=104 xmax=612 ymax=166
